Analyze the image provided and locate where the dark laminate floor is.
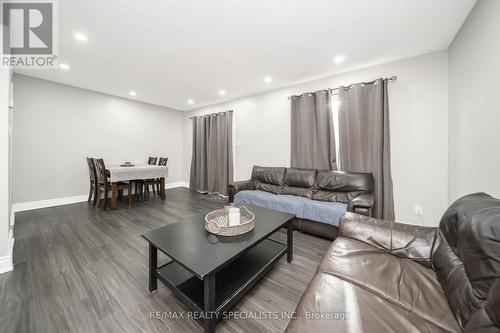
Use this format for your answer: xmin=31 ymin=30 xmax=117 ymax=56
xmin=0 ymin=187 xmax=331 ymax=333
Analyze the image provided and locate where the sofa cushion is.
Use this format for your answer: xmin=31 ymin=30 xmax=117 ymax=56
xmin=432 ymin=192 xmax=500 ymax=328
xmin=280 ymin=186 xmax=313 ymax=199
xmin=312 ymin=189 xmax=361 ymax=203
xmin=486 ymin=279 xmax=500 ymax=328
xmin=254 ymin=181 xmax=281 ymax=194
xmin=318 ymin=237 xmax=461 ymax=333
xmin=285 ymin=272 xmax=461 ymax=333
xmin=339 ymin=212 xmax=437 ymax=267
xmin=300 ymin=199 xmax=348 ymax=227
xmin=234 ymin=190 xmax=299 ymax=216
xmin=233 ymin=190 xmax=347 ymax=227
xmin=283 ymin=168 xmax=317 ymax=187
xmin=464 ymin=279 xmax=500 ymax=332
xmin=251 ymin=166 xmax=286 ymax=185
xmin=317 ymin=170 xmax=373 ymax=192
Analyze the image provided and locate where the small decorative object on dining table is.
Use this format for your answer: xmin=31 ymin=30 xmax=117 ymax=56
xmin=205 ymin=206 xmax=255 ymax=236
xmin=120 ymin=162 xmax=135 ymax=167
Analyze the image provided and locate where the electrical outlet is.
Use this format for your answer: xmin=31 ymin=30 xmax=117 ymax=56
xmin=414 ymin=204 xmax=423 ymax=216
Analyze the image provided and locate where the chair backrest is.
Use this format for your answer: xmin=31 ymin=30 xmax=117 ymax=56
xmin=93 ymin=158 xmax=108 ymax=185
xmin=158 ymin=157 xmax=168 ymax=166
xmin=86 ymin=157 xmax=96 ymax=182
xmin=148 ymin=157 xmax=158 ymax=165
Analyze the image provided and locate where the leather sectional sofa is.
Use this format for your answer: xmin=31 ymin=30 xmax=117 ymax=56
xmin=228 ymin=166 xmax=375 ymax=239
xmin=285 ymin=192 xmax=500 ymax=333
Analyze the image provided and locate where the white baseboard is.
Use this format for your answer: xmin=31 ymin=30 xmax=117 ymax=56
xmin=10 ymin=210 xmax=15 ymax=229
xmin=0 ymin=230 xmax=14 ymax=275
xmin=12 ymin=194 xmax=88 ymax=213
xmin=0 ymin=256 xmax=13 ymax=275
xmin=166 ymin=181 xmax=189 ymax=189
xmin=12 ymin=181 xmax=190 ymax=213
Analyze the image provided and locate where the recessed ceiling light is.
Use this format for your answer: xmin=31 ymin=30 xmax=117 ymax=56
xmin=187 ymin=99 xmax=194 ymax=104
xmin=334 ymin=55 xmax=345 ymax=64
xmin=264 ymin=76 xmax=272 ymax=83
xmin=219 ymin=89 xmax=226 ymax=96
xmin=59 ymin=63 xmax=70 ymax=70
xmin=129 ymin=91 xmax=136 ymax=96
xmin=74 ymin=32 xmax=88 ymax=42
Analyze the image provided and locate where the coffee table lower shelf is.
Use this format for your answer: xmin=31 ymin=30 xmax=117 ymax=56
xmin=157 ymin=238 xmax=287 ymax=313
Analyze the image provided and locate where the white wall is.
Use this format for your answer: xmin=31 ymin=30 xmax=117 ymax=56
xmin=185 ymin=51 xmax=449 ymax=226
xmin=448 ymin=0 xmax=500 ymax=202
xmin=12 ymin=74 xmax=185 ymax=203
xmin=0 ymin=67 xmax=13 ymax=273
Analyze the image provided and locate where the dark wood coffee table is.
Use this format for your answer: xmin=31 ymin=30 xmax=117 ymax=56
xmin=142 ymin=204 xmax=295 ymax=333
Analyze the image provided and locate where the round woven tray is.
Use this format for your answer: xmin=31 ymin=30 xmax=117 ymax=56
xmin=205 ymin=206 xmax=255 ymax=236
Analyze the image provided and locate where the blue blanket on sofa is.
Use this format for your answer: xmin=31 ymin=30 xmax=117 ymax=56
xmin=234 ymin=190 xmax=347 ymax=227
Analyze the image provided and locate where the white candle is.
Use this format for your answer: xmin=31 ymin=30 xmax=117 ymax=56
xmin=228 ymin=207 xmax=240 ymax=226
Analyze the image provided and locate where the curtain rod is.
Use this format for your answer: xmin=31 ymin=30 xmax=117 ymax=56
xmin=189 ymin=110 xmax=233 ymax=120
xmin=288 ymin=76 xmax=398 ymax=100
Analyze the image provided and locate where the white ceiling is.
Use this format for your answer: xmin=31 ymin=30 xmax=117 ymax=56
xmin=16 ymin=0 xmax=476 ymax=111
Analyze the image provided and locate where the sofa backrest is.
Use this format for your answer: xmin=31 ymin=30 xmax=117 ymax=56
xmin=432 ymin=192 xmax=500 ymax=329
xmin=316 ymin=170 xmax=373 ymax=192
xmin=283 ymin=168 xmax=317 ymax=187
xmin=251 ymin=166 xmax=286 ymax=194
xmin=311 ymin=170 xmax=373 ymax=203
xmin=250 ymin=166 xmax=374 ymax=202
xmin=281 ymin=168 xmax=317 ymax=198
xmin=251 ymin=165 xmax=286 ymax=185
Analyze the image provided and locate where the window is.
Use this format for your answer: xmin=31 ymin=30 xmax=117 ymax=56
xmin=331 ymin=94 xmax=341 ymax=169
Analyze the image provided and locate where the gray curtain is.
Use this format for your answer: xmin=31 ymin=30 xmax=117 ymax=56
xmin=189 ymin=111 xmax=233 ymax=195
xmin=338 ymin=78 xmax=395 ymax=220
xmin=290 ymin=91 xmax=336 ymax=170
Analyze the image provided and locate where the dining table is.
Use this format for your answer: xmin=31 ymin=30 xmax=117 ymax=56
xmin=107 ymin=164 xmax=169 ymax=209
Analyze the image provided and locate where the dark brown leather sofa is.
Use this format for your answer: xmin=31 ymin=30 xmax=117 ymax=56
xmin=227 ymin=166 xmax=375 ymax=239
xmin=285 ymin=192 xmax=500 ymax=333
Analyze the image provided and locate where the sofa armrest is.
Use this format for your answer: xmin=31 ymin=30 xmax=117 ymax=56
xmin=227 ymin=180 xmax=255 ymax=202
xmin=339 ymin=212 xmax=438 ymax=267
xmin=348 ymin=192 xmax=375 ymax=216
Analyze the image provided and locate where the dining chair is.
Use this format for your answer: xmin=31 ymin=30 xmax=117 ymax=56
xmin=86 ymin=157 xmax=98 ymax=206
xmin=93 ymin=158 xmax=132 ymax=209
xmin=158 ymin=157 xmax=168 ymax=166
xmin=144 ymin=156 xmax=160 ymax=197
xmin=147 ymin=157 xmax=169 ymax=197
xmin=156 ymin=157 xmax=168 ymax=194
xmin=135 ymin=157 xmax=159 ymax=200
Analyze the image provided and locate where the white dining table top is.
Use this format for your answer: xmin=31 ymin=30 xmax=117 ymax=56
xmin=107 ymin=164 xmax=168 ymax=182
